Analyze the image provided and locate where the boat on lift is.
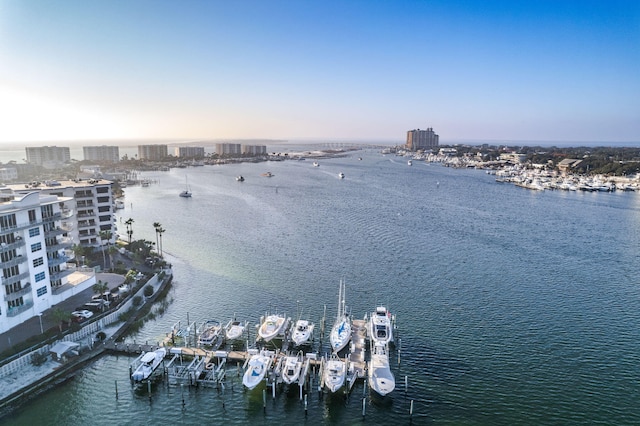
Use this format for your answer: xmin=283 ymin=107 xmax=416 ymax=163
xmin=369 ymin=306 xmax=394 ymax=345
xmin=131 ymin=348 xmax=166 ymax=382
xmin=258 ymin=313 xmax=287 ymax=342
xmin=243 ymin=351 xmax=273 ymax=390
xmin=291 ymin=319 xmax=314 ymax=347
xmin=224 ymin=318 xmax=247 ymax=341
xmin=281 ymin=351 xmax=305 ymax=385
xmin=198 ymin=320 xmax=222 ymax=346
xmin=323 ymin=353 xmax=346 ymax=393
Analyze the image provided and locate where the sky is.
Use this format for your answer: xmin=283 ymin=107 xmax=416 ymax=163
xmin=0 ymin=0 xmax=639 ymax=145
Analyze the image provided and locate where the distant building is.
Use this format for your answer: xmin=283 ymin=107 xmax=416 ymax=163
xmin=138 ymin=145 xmax=168 ymax=161
xmin=25 ymin=146 xmax=71 ymax=169
xmin=83 ymin=145 xmax=120 ymax=163
xmin=557 ymin=158 xmax=583 ymax=174
xmin=406 ymin=128 xmax=439 ymax=151
xmin=174 ymin=146 xmax=205 ymax=158
xmin=0 ymin=167 xmax=18 ymax=182
xmin=242 ymin=145 xmax=267 ymax=156
xmin=216 ymin=143 xmax=242 ymax=156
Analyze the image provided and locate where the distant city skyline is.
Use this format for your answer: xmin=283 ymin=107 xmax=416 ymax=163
xmin=0 ymin=1 xmax=638 ymax=145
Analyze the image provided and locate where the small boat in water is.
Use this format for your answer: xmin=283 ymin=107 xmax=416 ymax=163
xmin=179 ymin=176 xmax=192 ymax=197
xmin=258 ymin=313 xmax=287 ymax=341
xmin=236 ymin=175 xmax=245 ymax=182
xmin=131 ymin=348 xmax=166 ymax=382
xmin=280 ymin=351 xmax=304 ymax=385
xmin=243 ymin=351 xmax=273 ymax=390
xmin=198 ymin=320 xmax=222 ymax=346
xmin=338 ymin=172 xmax=345 ymax=179
xmin=368 ymin=342 xmax=395 ymax=396
xmin=262 ymin=171 xmax=274 ymax=177
xmin=313 ymin=162 xmax=319 ymax=167
xmin=323 ymin=353 xmax=346 ymax=393
xmin=224 ymin=319 xmax=246 ymax=341
xmin=291 ymin=319 xmax=314 ymax=347
xmin=330 ymin=280 xmax=351 ymax=353
xmin=408 ymin=160 xmax=412 ymax=166
xmin=369 ymin=306 xmax=394 ymax=345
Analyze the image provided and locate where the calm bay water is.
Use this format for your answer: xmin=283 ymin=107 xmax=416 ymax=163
xmin=3 ymin=150 xmax=640 ymax=425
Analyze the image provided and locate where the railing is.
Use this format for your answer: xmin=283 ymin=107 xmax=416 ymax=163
xmin=4 ymin=283 xmax=32 ymax=301
xmin=1 ymin=271 xmax=30 ymax=286
xmin=2 ymin=254 xmax=27 ymax=268
xmin=49 ymin=269 xmax=74 ymax=282
xmin=6 ymin=300 xmax=34 ymax=317
xmin=47 ymin=256 xmax=69 ymax=268
xmin=41 ymin=213 xmax=62 ymax=223
xmin=0 ymin=239 xmax=26 ymax=253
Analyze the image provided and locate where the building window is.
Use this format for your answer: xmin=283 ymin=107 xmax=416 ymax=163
xmin=29 ymin=227 xmax=40 ymax=237
xmin=31 ymin=242 xmax=42 ymax=252
xmin=33 ymin=257 xmax=44 ymax=267
xmin=37 ymin=286 xmax=47 ymax=297
xmin=35 ymin=271 xmax=45 ymax=282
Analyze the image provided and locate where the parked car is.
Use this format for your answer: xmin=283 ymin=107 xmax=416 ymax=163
xmin=71 ymin=310 xmax=94 ymax=321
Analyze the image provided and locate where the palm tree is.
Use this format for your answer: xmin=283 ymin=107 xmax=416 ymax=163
xmin=93 ymin=280 xmax=109 ymax=311
xmin=108 ymin=245 xmax=118 ymax=272
xmin=153 ymin=222 xmax=161 ymax=256
xmin=125 ymin=218 xmax=134 ymax=244
xmin=98 ymin=230 xmax=111 ymax=270
xmin=157 ymin=226 xmax=165 ymax=258
xmin=51 ymin=308 xmax=71 ymax=332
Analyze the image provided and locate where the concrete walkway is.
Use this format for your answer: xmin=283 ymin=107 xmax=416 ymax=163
xmin=0 ymin=273 xmax=125 ymax=356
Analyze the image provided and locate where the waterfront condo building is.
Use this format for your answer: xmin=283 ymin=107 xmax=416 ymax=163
xmin=406 ymin=128 xmax=439 ymax=151
xmin=0 ymin=188 xmax=96 ymax=333
xmin=242 ymin=145 xmax=267 ymax=156
xmin=83 ymin=145 xmax=120 ymax=163
xmin=138 ymin=145 xmax=168 ymax=161
xmin=25 ymin=146 xmax=71 ymax=169
xmin=216 ymin=143 xmax=242 ymax=156
xmin=174 ymin=146 xmax=205 ymax=158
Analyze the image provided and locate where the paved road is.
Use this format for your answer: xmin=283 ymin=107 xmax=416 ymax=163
xmin=0 ymin=273 xmax=125 ymax=356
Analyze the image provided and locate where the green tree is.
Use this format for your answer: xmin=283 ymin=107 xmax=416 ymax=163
xmin=51 ymin=308 xmax=71 ymax=332
xmin=92 ymin=280 xmax=109 ymax=311
xmin=153 ymin=222 xmax=161 ymax=256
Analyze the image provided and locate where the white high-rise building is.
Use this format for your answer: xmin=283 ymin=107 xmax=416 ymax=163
xmin=25 ymin=146 xmax=71 ymax=169
xmin=83 ymin=145 xmax=120 ymax=163
xmin=406 ymin=128 xmax=439 ymax=151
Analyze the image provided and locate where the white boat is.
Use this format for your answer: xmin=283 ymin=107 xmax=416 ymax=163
xmin=236 ymin=175 xmax=245 ymax=182
xmin=224 ymin=319 xmax=246 ymax=341
xmin=180 ymin=175 xmax=192 ymax=197
xmin=369 ymin=306 xmax=394 ymax=345
xmin=243 ymin=351 xmax=273 ymax=390
xmin=323 ymin=354 xmax=346 ymax=393
xmin=368 ymin=342 xmax=395 ymax=396
xmin=198 ymin=320 xmax=222 ymax=346
xmin=262 ymin=171 xmax=274 ymax=177
xmin=258 ymin=313 xmax=287 ymax=341
xmin=329 ymin=280 xmax=351 ymax=353
xmin=338 ymin=172 xmax=345 ymax=179
xmin=131 ymin=348 xmax=166 ymax=382
xmin=291 ymin=319 xmax=314 ymax=347
xmin=281 ymin=351 xmax=304 ymax=385
xmin=408 ymin=160 xmax=412 ymax=166
xmin=313 ymin=162 xmax=319 ymax=167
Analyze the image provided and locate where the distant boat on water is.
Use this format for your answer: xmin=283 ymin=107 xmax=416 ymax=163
xmin=180 ymin=175 xmax=192 ymax=197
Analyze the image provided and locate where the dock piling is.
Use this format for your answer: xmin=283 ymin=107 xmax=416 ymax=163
xmin=115 ymin=380 xmax=118 ymax=400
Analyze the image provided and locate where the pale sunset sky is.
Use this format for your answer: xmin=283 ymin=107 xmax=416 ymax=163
xmin=0 ymin=0 xmax=638 ymax=145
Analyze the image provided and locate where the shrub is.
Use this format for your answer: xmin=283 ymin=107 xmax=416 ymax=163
xmin=96 ymin=331 xmax=107 ymax=341
xmin=143 ymin=285 xmax=154 ymax=298
xmin=132 ymin=295 xmax=142 ymax=306
xmin=31 ymin=351 xmax=48 ymax=367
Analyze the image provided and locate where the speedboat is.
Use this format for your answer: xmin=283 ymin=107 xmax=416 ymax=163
xmin=330 ymin=280 xmax=351 ymax=353
xmin=280 ymin=351 xmax=304 ymax=385
xmin=313 ymin=161 xmax=319 ymax=167
xmin=291 ymin=319 xmax=314 ymax=347
xmin=198 ymin=320 xmax=222 ymax=346
xmin=338 ymin=172 xmax=345 ymax=179
xmin=262 ymin=171 xmax=274 ymax=177
xmin=131 ymin=348 xmax=166 ymax=382
xmin=369 ymin=306 xmax=394 ymax=345
xmin=179 ymin=190 xmax=192 ymax=198
xmin=224 ymin=319 xmax=246 ymax=341
xmin=323 ymin=354 xmax=346 ymax=393
xmin=243 ymin=351 xmax=273 ymax=390
xmin=408 ymin=160 xmax=412 ymax=166
xmin=368 ymin=342 xmax=395 ymax=396
xmin=258 ymin=313 xmax=287 ymax=341
xmin=236 ymin=175 xmax=245 ymax=182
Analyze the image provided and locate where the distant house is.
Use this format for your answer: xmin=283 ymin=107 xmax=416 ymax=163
xmin=557 ymin=158 xmax=583 ymax=174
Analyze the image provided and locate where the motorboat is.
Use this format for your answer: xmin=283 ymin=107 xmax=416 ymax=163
xmin=280 ymin=351 xmax=304 ymax=385
xmin=329 ymin=280 xmax=351 ymax=353
xmin=198 ymin=320 xmax=222 ymax=346
xmin=262 ymin=171 xmax=274 ymax=177
xmin=114 ymin=199 xmax=124 ymax=209
xmin=338 ymin=172 xmax=345 ymax=179
xmin=323 ymin=354 xmax=346 ymax=393
xmin=408 ymin=160 xmax=412 ymax=166
xmin=224 ymin=319 xmax=246 ymax=341
xmin=258 ymin=313 xmax=287 ymax=341
xmin=313 ymin=162 xmax=319 ymax=167
xmin=131 ymin=348 xmax=166 ymax=382
xmin=236 ymin=175 xmax=245 ymax=182
xmin=369 ymin=306 xmax=394 ymax=345
xmin=368 ymin=342 xmax=395 ymax=396
xmin=243 ymin=351 xmax=273 ymax=390
xmin=291 ymin=319 xmax=314 ymax=347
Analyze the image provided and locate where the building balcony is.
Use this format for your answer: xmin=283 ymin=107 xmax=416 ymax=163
xmin=49 ymin=268 xmax=73 ymax=282
xmin=2 ymin=254 xmax=27 ymax=268
xmin=6 ymin=299 xmax=34 ymax=317
xmin=1 ymin=271 xmax=30 ymax=286
xmin=41 ymin=212 xmax=62 ymax=223
xmin=4 ymin=282 xmax=32 ymax=301
xmin=74 ymin=192 xmax=95 ymax=199
xmin=77 ymin=221 xmax=97 ymax=229
xmin=44 ymin=227 xmax=67 ymax=237
xmin=0 ymin=239 xmax=26 ymax=253
xmin=47 ymin=255 xmax=69 ymax=267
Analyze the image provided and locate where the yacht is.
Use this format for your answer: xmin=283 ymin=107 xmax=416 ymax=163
xmin=368 ymin=342 xmax=395 ymax=396
xmin=369 ymin=306 xmax=394 ymax=345
xmin=313 ymin=161 xmax=319 ymax=167
xmin=408 ymin=160 xmax=412 ymax=166
xmin=323 ymin=354 xmax=346 ymax=393
xmin=236 ymin=175 xmax=245 ymax=182
xmin=291 ymin=319 xmax=314 ymax=347
xmin=280 ymin=351 xmax=304 ymax=385
xmin=131 ymin=348 xmax=166 ymax=382
xmin=338 ymin=172 xmax=345 ymax=179
xmin=243 ymin=351 xmax=273 ymax=390
xmin=258 ymin=313 xmax=287 ymax=341
xmin=329 ymin=280 xmax=351 ymax=353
